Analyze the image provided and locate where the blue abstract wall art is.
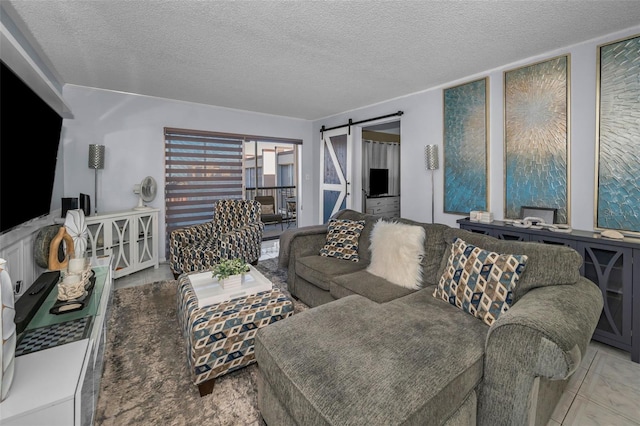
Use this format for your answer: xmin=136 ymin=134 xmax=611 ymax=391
xmin=443 ymin=77 xmax=489 ymax=215
xmin=596 ymin=34 xmax=640 ymax=234
xmin=504 ymin=55 xmax=569 ymax=224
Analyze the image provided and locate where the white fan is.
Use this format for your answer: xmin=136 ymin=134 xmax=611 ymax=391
xmin=133 ymin=176 xmax=157 ymax=210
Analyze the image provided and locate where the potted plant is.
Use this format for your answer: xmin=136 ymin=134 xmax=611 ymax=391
xmin=211 ymin=258 xmax=250 ymax=289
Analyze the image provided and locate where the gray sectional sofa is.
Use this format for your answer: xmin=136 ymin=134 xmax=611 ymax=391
xmin=255 ymin=209 xmax=603 ymax=426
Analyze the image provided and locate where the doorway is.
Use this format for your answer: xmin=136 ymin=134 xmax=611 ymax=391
xmin=244 ymin=139 xmax=300 ymax=239
xmin=361 ymin=120 xmax=401 ymax=217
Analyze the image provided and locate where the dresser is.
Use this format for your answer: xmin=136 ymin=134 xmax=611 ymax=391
xmin=458 ymin=218 xmax=640 ymax=363
xmin=0 ymin=257 xmax=113 ymax=425
xmin=365 ymin=196 xmax=400 ymax=217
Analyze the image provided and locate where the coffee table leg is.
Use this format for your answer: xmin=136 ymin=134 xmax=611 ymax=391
xmin=198 ymin=379 xmax=215 ymax=397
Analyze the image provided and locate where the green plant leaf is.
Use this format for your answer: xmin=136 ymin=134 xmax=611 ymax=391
xmin=211 ymin=258 xmax=249 ymax=280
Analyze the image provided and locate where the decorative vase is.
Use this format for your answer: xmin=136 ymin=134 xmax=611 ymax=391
xmin=219 ymin=273 xmax=242 ymax=290
xmin=64 ymin=209 xmax=88 ymax=256
xmin=0 ymin=258 xmax=16 ymax=401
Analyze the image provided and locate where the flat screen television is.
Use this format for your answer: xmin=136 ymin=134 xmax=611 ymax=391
xmin=369 ymin=168 xmax=389 ymax=197
xmin=1 ymin=60 xmax=63 ymax=233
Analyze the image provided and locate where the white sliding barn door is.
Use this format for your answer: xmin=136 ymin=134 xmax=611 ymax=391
xmin=319 ymin=128 xmax=352 ymax=223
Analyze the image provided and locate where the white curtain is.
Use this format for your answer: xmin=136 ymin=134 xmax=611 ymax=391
xmin=363 ymin=140 xmax=400 ymax=196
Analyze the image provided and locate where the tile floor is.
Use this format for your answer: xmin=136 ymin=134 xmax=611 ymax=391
xmin=548 ymin=340 xmax=640 ymax=425
xmin=113 ymin=239 xmax=280 ymax=290
xmin=113 ymin=240 xmax=640 ymax=425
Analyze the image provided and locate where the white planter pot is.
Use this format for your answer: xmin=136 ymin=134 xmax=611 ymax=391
xmin=219 ymin=273 xmax=242 ymax=290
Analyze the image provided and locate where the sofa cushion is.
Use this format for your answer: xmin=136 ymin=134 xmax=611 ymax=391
xmin=332 ymin=210 xmax=383 ymax=264
xmin=296 ymin=255 xmax=366 ymax=291
xmin=440 ymin=228 xmax=582 ymax=301
xmin=319 ymin=218 xmax=366 ymax=261
xmin=434 ymin=237 xmax=528 ymax=326
xmin=367 ymin=219 xmax=426 ymax=289
xmin=255 ymin=294 xmax=487 ymax=426
xmin=330 ymin=270 xmax=415 ymax=303
xmin=392 ymin=217 xmax=450 ymax=288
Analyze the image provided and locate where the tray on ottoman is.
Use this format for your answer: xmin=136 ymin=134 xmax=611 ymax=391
xmin=177 ymin=270 xmax=294 ymax=396
xmin=187 ymin=265 xmax=273 ymax=308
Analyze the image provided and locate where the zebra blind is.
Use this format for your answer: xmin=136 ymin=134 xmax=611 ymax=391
xmin=164 ymin=127 xmax=244 ymax=254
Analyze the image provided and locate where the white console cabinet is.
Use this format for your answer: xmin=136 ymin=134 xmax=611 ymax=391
xmin=85 ymin=209 xmax=159 ymax=279
xmin=365 ymin=196 xmax=400 ymax=217
xmin=0 ymin=257 xmax=113 ymax=426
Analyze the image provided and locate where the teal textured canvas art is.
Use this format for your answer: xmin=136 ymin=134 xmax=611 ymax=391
xmin=504 ymin=55 xmax=569 ymax=224
xmin=443 ymin=78 xmax=489 ymax=215
xmin=596 ymin=35 xmax=640 ymax=234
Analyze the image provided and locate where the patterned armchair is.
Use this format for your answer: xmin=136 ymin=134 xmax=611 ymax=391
xmin=169 ymin=199 xmax=264 ymax=277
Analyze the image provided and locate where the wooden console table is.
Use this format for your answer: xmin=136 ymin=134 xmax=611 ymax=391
xmin=0 ymin=256 xmax=113 ymax=425
xmin=457 ymin=218 xmax=640 ymax=363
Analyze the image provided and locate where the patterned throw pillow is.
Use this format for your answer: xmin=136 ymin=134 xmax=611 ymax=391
xmin=319 ymin=219 xmax=366 ymax=262
xmin=433 ymin=238 xmax=528 ymax=326
xmin=262 ymin=204 xmax=274 ymax=214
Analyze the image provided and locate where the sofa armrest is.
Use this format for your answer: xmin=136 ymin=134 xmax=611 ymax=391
xmin=480 ymin=277 xmax=603 ymax=426
xmin=219 ymin=222 xmax=264 ymax=264
xmin=169 ymin=221 xmax=215 ymax=274
xmin=277 ymin=225 xmax=329 ymax=298
xmin=278 ymin=225 xmax=329 ymax=268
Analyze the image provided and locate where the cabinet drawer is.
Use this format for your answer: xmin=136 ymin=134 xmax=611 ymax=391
xmin=368 ymin=206 xmax=399 ymax=216
xmin=367 ymin=199 xmax=385 ymax=207
xmin=366 ymin=197 xmax=399 ymax=208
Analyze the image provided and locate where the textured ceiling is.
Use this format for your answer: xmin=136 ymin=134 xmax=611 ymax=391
xmin=4 ymin=1 xmax=640 ymax=120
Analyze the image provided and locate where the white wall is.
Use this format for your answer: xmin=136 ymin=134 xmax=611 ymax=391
xmin=311 ymin=25 xmax=640 ymax=230
xmin=61 ymin=86 xmax=313 ymax=261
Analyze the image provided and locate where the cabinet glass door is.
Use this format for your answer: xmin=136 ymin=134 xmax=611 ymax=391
xmin=581 ymin=243 xmax=632 ymax=347
xmin=86 ymin=222 xmax=107 ymax=258
xmin=493 ymin=229 xmax=529 ymax=241
xmin=111 ymin=218 xmax=131 ymax=274
xmin=136 ymin=214 xmax=155 ymax=264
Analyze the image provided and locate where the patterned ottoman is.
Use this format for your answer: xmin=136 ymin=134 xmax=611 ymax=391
xmin=177 ymin=272 xmax=294 ymax=396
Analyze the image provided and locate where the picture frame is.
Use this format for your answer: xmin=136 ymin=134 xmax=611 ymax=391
xmin=595 ymin=34 xmax=640 ymax=234
xmin=442 ymin=77 xmax=489 ymax=215
xmin=504 ymin=54 xmax=570 ymax=224
xmin=520 ymin=206 xmax=557 ymax=225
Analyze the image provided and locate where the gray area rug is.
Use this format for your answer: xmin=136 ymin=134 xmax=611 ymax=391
xmin=95 ymin=258 xmax=306 ymax=426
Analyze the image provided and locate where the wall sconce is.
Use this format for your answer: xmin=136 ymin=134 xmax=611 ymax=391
xmin=88 ymin=144 xmax=105 ymax=215
xmin=424 ymin=145 xmax=439 ymax=224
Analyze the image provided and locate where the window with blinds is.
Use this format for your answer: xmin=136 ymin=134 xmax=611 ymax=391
xmin=164 ymin=127 xmax=302 ymax=257
xmin=164 ymin=128 xmax=245 ymax=254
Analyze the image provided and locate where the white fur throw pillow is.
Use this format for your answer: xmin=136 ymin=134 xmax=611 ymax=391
xmin=366 ymin=220 xmax=426 ymax=289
